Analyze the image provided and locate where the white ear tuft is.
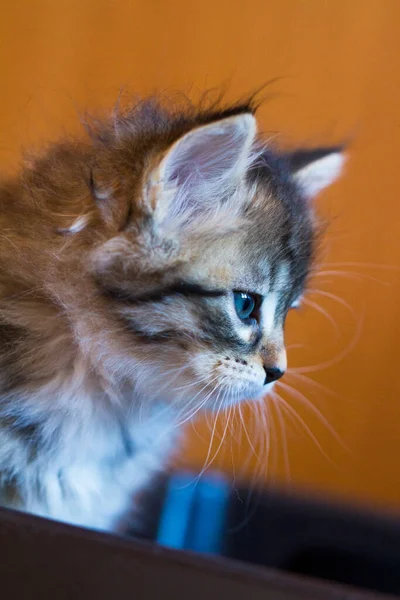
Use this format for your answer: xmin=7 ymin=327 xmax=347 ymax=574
xmin=291 ymin=150 xmax=346 ymax=199
xmin=149 ymin=113 xmax=257 ymax=227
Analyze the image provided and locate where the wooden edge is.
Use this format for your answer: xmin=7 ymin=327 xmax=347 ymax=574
xmin=0 ymin=507 xmax=393 ymax=600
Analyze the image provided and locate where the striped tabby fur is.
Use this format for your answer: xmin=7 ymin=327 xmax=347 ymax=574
xmin=0 ymin=96 xmax=344 ymax=530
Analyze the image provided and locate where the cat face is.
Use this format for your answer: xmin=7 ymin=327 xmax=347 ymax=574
xmin=83 ymin=102 xmax=344 ymax=415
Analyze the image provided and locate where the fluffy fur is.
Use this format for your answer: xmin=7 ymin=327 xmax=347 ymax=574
xmin=0 ymin=96 xmax=344 ymax=531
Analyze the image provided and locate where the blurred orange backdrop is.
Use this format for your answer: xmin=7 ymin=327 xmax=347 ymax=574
xmin=1 ymin=0 xmax=400 ymax=511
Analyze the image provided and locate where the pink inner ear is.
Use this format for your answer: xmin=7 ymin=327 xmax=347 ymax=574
xmin=162 ymin=115 xmax=256 ymax=190
xmin=153 ymin=114 xmax=256 ymax=227
xmin=165 ymin=130 xmax=243 ymax=187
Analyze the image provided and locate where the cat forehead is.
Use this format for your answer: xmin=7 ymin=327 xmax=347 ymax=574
xmin=187 ymin=195 xmax=307 ymax=280
xmin=186 ymin=235 xmax=294 ymax=293
xmin=196 ymin=260 xmax=291 ymax=292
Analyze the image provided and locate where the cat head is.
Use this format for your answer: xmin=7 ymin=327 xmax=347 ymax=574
xmin=67 ymin=99 xmax=345 ymax=415
xmin=43 ymin=100 xmax=345 ymax=415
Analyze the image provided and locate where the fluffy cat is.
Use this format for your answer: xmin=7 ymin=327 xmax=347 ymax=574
xmin=0 ymin=97 xmax=344 ymax=531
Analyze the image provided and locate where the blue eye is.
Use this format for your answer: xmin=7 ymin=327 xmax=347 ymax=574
xmin=233 ymin=291 xmax=258 ymax=321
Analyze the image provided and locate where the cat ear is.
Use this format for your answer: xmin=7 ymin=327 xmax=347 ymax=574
xmin=147 ymin=113 xmax=257 ymax=226
xmin=287 ymin=147 xmax=346 ymax=199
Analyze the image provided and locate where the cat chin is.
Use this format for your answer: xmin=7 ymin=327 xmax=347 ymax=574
xmin=213 ymin=382 xmax=270 ymax=408
xmin=251 ymin=382 xmax=276 ymax=402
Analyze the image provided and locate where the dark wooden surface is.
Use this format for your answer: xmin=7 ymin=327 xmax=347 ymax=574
xmin=0 ymin=507 xmax=394 ymax=600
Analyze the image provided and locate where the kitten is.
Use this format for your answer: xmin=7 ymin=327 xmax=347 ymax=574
xmin=0 ymin=97 xmax=344 ymax=531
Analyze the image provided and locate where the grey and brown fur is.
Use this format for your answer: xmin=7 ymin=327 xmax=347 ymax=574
xmin=0 ymin=96 xmax=345 ymax=530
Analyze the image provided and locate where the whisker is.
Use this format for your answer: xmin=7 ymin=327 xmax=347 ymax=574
xmin=264 ymin=396 xmax=278 ymax=482
xmin=272 ymin=392 xmax=337 ymax=466
xmin=312 ymin=269 xmax=392 ymax=286
xmin=276 ymin=381 xmax=348 ymax=451
xmin=227 ymin=403 xmax=266 ymax=534
xmin=287 ymin=343 xmax=306 ymax=351
xmin=319 ymin=261 xmax=400 ymax=271
xmin=290 ymin=309 xmax=364 ymax=374
xmin=148 ymin=374 xmax=220 ymax=426
xmin=271 ymin=397 xmax=291 ymax=483
xmin=172 ymin=374 xmax=213 ymax=392
xmin=307 ymin=288 xmax=357 ymax=319
xmin=173 ymin=377 xmax=220 ymax=426
xmin=285 ymin=370 xmax=341 ymax=400
xmin=238 ymin=402 xmax=262 ymax=468
xmin=302 ymin=297 xmax=340 ymax=334
xmin=196 ymin=390 xmax=232 ymax=480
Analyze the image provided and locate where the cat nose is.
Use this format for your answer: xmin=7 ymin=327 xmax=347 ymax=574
xmin=263 ymin=366 xmax=284 ymax=385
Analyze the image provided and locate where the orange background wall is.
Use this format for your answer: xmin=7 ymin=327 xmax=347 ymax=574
xmin=1 ymin=0 xmax=400 ymax=511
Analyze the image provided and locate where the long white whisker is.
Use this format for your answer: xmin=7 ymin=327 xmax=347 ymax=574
xmin=271 ymin=396 xmax=291 ymax=482
xmin=172 ymin=374 xmax=214 ymax=392
xmin=272 ymin=392 xmax=337 ymax=466
xmin=173 ymin=378 xmax=221 ymax=427
xmin=196 ymin=390 xmax=231 ymax=481
xmin=312 ymin=269 xmax=392 ymax=286
xmin=302 ymin=297 xmax=340 ymax=334
xmin=238 ymin=402 xmax=262 ymax=468
xmin=307 ymin=288 xmax=357 ymax=318
xmin=290 ymin=308 xmax=364 ymax=373
xmin=285 ymin=370 xmax=341 ymax=400
xmin=319 ymin=261 xmax=400 ymax=271
xmin=276 ymin=380 xmax=348 ymax=451
xmin=147 ymin=374 xmax=220 ymax=428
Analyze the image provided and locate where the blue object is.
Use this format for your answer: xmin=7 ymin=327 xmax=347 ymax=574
xmin=185 ymin=472 xmax=230 ymax=554
xmin=156 ymin=471 xmax=230 ymax=555
xmin=156 ymin=472 xmax=198 ymax=550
